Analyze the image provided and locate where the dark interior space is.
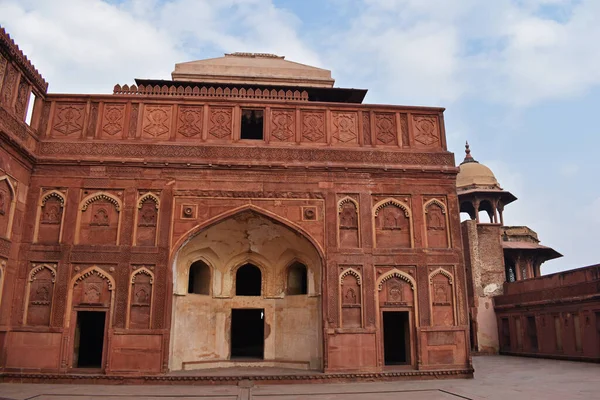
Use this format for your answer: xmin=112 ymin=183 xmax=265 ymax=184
xmin=470 ymin=316 xmax=478 ymax=351
xmin=241 ymin=109 xmax=264 ymax=140
xmin=383 ymin=311 xmax=410 ymax=365
xmin=188 ymin=260 xmax=211 ymax=294
xmin=527 ymin=316 xmax=538 ymax=351
xmin=501 ymin=318 xmax=511 ymax=350
xmin=505 ymin=257 xmax=516 ymax=282
xmin=287 ymin=262 xmax=308 ymax=295
xmin=236 ymin=263 xmax=262 ymax=296
xmin=74 ymin=311 xmax=106 ymax=368
xmin=231 ymin=308 xmax=264 ymax=359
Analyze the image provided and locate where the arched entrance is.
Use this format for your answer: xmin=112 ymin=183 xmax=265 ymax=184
xmin=169 ymin=209 xmax=322 ymax=371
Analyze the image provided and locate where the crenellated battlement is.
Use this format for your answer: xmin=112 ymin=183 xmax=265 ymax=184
xmin=0 ymin=26 xmax=48 ymax=94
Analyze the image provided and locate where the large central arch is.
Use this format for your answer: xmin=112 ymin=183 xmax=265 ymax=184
xmin=169 ymin=207 xmax=323 ymax=371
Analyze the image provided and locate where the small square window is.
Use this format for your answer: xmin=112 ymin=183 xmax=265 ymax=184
xmin=241 ymin=109 xmax=264 ymax=140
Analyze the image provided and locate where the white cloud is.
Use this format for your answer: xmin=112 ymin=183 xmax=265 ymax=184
xmin=325 ymin=0 xmax=600 ymax=107
xmin=0 ymin=0 xmax=320 ymax=93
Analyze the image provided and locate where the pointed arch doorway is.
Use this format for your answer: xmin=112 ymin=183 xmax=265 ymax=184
xmin=169 ymin=209 xmax=323 ymax=371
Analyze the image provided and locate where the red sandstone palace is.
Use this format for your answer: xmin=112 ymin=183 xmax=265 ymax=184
xmin=0 ymin=26 xmax=597 ymax=382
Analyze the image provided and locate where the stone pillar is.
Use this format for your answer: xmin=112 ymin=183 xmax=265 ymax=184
xmin=461 ymin=220 xmax=505 ymax=353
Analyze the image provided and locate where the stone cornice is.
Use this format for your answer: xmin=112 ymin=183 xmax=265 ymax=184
xmin=37 ymin=142 xmax=456 ymax=169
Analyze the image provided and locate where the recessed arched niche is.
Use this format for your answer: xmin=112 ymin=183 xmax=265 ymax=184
xmin=170 ymin=209 xmax=323 ymax=372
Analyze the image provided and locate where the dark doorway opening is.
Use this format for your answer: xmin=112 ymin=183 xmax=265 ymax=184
xmin=74 ymin=311 xmax=106 ymax=368
xmin=241 ymin=109 xmax=264 ymax=140
xmin=236 ymin=264 xmax=262 ymax=296
xmin=501 ymin=317 xmax=511 ymax=351
xmin=383 ymin=311 xmax=410 ymax=365
xmin=526 ymin=316 xmax=538 ymax=351
xmin=231 ymin=308 xmax=264 ymax=359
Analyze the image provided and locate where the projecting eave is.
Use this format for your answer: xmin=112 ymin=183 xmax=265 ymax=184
xmin=457 ymin=187 xmax=517 ymax=206
xmin=502 ymin=241 xmax=563 ymax=261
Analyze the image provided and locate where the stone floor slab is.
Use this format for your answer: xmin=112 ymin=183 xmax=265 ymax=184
xmin=0 ymin=356 xmax=598 ymax=400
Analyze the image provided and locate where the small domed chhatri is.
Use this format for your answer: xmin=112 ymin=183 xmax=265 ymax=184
xmin=456 ymin=142 xmax=500 ymax=190
xmin=456 ymin=142 xmax=516 ymax=224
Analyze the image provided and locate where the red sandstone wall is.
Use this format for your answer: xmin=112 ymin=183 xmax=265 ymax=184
xmin=494 ymin=265 xmax=600 ymax=362
xmin=0 ymin=30 xmax=473 ymax=376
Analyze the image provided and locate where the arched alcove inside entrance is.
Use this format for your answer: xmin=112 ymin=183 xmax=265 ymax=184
xmin=235 ymin=263 xmax=262 ymax=296
xmin=170 ymin=208 xmax=322 ymax=372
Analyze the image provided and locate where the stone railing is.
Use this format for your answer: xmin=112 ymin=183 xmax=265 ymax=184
xmin=113 ymin=84 xmax=309 ymax=101
xmin=36 ymin=96 xmax=448 ymax=160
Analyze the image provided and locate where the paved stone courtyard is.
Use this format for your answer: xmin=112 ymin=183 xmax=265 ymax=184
xmin=0 ymin=356 xmax=598 ymax=399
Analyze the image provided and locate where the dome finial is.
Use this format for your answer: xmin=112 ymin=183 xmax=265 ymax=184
xmin=461 ymin=141 xmax=478 ymax=165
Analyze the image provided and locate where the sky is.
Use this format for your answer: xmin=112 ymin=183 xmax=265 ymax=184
xmin=1 ymin=0 xmax=598 ymax=274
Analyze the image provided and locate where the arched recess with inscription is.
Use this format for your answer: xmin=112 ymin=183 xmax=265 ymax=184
xmin=133 ymin=192 xmax=160 ymax=246
xmin=0 ymin=175 xmax=17 ymax=239
xmin=339 ymin=268 xmax=363 ymax=328
xmin=75 ymin=192 xmax=122 ymax=245
xmin=429 ymin=267 xmax=457 ymax=327
xmin=375 ymin=268 xmax=418 ymax=367
xmin=24 ymin=263 xmax=57 ymax=326
xmin=373 ymin=198 xmax=413 ymax=248
xmin=34 ymin=190 xmax=66 ymax=243
xmin=337 ymin=197 xmax=360 ymax=248
xmin=64 ymin=266 xmax=115 ymax=370
xmin=423 ymin=199 xmax=451 ymax=248
xmin=127 ymin=267 xmax=154 ymax=329
xmin=169 ymin=205 xmax=323 ymax=372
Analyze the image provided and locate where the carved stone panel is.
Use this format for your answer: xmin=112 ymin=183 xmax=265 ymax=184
xmin=27 ymin=266 xmax=55 ymax=326
xmin=208 ymin=107 xmax=233 ymax=140
xmin=0 ymin=54 xmax=6 ymax=93
xmin=128 ymin=103 xmax=139 ymax=138
xmin=362 ymin=111 xmax=371 ymax=145
xmin=332 ymin=111 xmax=358 ymax=144
xmin=38 ymin=194 xmax=64 ymax=243
xmin=86 ymin=102 xmax=99 ymax=138
xmin=79 ymin=198 xmax=119 ymax=245
xmin=375 ymin=204 xmax=411 ymax=248
xmin=72 ymin=269 xmax=112 ymax=308
xmin=431 ymin=272 xmax=454 ymax=326
xmin=129 ymin=270 xmax=152 ymax=329
xmin=341 ymin=271 xmax=362 ymax=328
xmin=270 ymin=109 xmax=295 ymax=142
xmin=379 ymin=277 xmax=414 ymax=307
xmin=425 ymin=200 xmax=448 ymax=248
xmin=39 ymin=101 xmax=51 ymax=136
xmin=0 ymin=64 xmax=17 ymax=109
xmin=339 ymin=200 xmax=359 ymax=248
xmin=51 ymin=103 xmax=86 ymax=138
xmin=101 ymin=103 xmax=126 ymax=138
xmin=375 ymin=112 xmax=397 ymax=146
xmin=413 ymin=115 xmax=440 ymax=148
xmin=400 ymin=113 xmax=409 ymax=147
xmin=136 ymin=198 xmax=158 ymax=246
xmin=301 ymin=110 xmax=326 ymax=143
xmin=176 ymin=106 xmax=203 ymax=139
xmin=142 ymin=105 xmax=173 ymax=139
xmin=14 ymin=79 xmax=29 ymax=121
